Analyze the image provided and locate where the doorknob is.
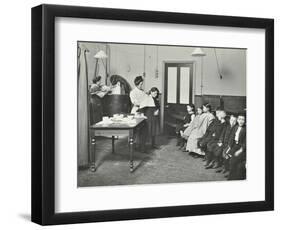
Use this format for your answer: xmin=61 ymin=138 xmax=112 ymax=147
xmin=165 ymin=105 xmax=169 ymax=108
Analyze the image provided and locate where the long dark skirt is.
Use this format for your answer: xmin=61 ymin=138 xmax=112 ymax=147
xmin=144 ymin=107 xmax=160 ymax=143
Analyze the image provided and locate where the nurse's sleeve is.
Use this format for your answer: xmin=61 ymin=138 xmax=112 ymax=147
xmin=130 ymin=90 xmax=137 ymax=104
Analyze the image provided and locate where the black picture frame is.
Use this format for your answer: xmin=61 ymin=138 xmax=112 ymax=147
xmin=31 ymin=4 xmax=274 ymax=225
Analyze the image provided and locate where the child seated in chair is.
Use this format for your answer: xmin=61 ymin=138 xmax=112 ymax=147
xmin=204 ymin=110 xmax=229 ymax=169
xmin=176 ymin=104 xmax=195 ymax=149
xmin=182 ymin=103 xmax=215 ymax=156
xmin=226 ymin=113 xmax=246 ymax=180
xmin=196 ymin=108 xmax=223 ymax=158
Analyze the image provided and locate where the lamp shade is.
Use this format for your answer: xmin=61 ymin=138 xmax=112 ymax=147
xmin=94 ymin=50 xmax=108 ymax=59
xmin=191 ymin=48 xmax=206 ymax=57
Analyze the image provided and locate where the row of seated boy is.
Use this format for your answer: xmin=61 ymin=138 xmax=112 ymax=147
xmin=179 ymin=107 xmax=246 ymax=181
xmin=200 ymin=110 xmax=246 ymax=180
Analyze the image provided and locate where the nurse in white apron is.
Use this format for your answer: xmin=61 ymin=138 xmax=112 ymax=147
xmin=129 ymin=76 xmax=148 ymax=152
xmin=129 ymin=76 xmax=147 ymax=114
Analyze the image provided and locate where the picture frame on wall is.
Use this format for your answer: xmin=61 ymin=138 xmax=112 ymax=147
xmin=31 ymin=4 xmax=274 ymax=225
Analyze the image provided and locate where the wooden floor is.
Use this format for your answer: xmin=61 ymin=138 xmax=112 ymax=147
xmin=78 ymin=135 xmax=227 ymax=187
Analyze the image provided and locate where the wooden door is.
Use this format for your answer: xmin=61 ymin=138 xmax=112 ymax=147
xmin=164 ymin=63 xmax=193 ymax=134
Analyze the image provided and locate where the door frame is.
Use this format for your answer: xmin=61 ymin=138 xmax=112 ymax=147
xmin=160 ymin=61 xmax=196 ymax=132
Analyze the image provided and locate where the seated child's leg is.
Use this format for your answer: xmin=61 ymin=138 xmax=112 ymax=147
xmin=198 ymin=138 xmax=210 ymax=152
xmin=205 ymin=142 xmax=213 ymax=161
xmin=228 ymin=153 xmax=244 ymax=180
xmin=236 ymin=161 xmax=246 ymax=180
xmin=213 ymin=146 xmax=224 ymax=167
xmin=227 ymin=144 xmax=241 ymax=157
xmin=223 ymin=158 xmax=230 ymax=172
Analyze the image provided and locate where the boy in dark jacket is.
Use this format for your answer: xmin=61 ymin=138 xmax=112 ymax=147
xmin=227 ymin=114 xmax=246 ymax=180
xmin=196 ymin=110 xmax=219 ymax=157
xmin=204 ymin=110 xmax=228 ymax=168
xmin=213 ymin=114 xmax=237 ymax=173
xmin=207 ymin=114 xmax=238 ymax=171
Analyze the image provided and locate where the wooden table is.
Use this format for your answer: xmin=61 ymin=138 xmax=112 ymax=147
xmin=89 ymin=117 xmax=146 ymax=172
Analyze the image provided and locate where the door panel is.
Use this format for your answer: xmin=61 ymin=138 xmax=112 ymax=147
xmin=180 ymin=67 xmax=190 ymax=104
xmin=164 ymin=63 xmax=193 ymax=134
xmin=167 ymin=67 xmax=177 ymax=103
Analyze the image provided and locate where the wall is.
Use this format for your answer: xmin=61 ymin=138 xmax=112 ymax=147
xmin=82 ymin=42 xmax=246 ymax=97
xmin=78 ymin=42 xmax=107 ymax=85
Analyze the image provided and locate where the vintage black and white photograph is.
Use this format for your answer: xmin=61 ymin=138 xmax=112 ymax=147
xmin=77 ymin=41 xmax=247 ymax=187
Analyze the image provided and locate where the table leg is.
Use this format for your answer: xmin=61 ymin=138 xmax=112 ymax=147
xmin=129 ymin=133 xmax=134 ymax=172
xmin=112 ymin=136 xmax=115 ymax=154
xmin=90 ymin=137 xmax=96 ymax=172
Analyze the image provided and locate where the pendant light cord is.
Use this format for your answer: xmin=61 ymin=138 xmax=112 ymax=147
xmin=214 ymin=48 xmax=222 ymax=79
